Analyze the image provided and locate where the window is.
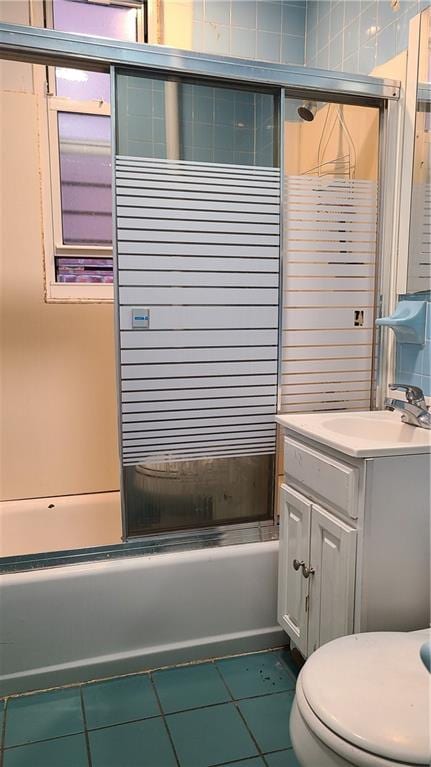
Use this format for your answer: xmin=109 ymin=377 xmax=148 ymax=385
xmin=43 ymin=0 xmax=145 ymax=300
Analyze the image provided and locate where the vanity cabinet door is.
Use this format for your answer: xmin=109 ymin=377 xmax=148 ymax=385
xmin=278 ymin=484 xmax=311 ymax=657
xmin=307 ymin=504 xmax=357 ymax=656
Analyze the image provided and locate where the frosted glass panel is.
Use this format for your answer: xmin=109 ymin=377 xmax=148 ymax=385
xmin=58 ymin=112 xmax=112 ymax=245
xmin=281 ymin=98 xmax=380 ymax=415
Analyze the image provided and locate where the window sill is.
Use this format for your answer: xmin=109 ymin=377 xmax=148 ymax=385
xmin=46 ymin=282 xmax=114 ymax=303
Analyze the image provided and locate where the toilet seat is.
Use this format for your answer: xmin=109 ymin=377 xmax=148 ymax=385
xmin=293 ymin=630 xmax=430 ymax=767
xmin=293 ymin=676 xmax=423 ymax=767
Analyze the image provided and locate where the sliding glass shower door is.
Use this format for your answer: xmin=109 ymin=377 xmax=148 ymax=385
xmin=281 ymin=96 xmax=380 ymax=416
xmin=113 ymin=71 xmax=281 ymax=538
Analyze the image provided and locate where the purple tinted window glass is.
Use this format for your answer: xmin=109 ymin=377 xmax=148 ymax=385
xmin=56 ymin=257 xmax=113 ymax=283
xmin=56 ymin=69 xmax=111 ymax=103
xmin=58 ymin=112 xmax=112 ymax=245
xmin=53 ymin=0 xmax=137 ymax=41
xmin=53 ymin=0 xmax=137 ymax=101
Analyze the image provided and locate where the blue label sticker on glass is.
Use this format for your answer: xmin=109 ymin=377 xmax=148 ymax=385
xmin=132 ymin=308 xmax=150 ymax=329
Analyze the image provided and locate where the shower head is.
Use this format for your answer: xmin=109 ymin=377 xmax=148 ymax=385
xmin=297 ymin=101 xmax=317 ymax=122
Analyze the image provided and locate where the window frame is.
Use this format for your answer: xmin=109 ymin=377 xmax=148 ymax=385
xmin=42 ymin=0 xmax=146 ymax=303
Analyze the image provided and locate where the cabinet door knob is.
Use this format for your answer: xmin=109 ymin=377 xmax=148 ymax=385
xmin=302 ymin=565 xmax=315 ymax=579
xmin=293 ymin=559 xmax=304 ymax=571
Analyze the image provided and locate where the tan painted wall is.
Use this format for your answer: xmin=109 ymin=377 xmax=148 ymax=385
xmin=0 ymin=1 xmax=34 ymax=93
xmin=0 ymin=2 xmax=119 ymax=501
xmin=158 ymin=1 xmax=194 ymax=48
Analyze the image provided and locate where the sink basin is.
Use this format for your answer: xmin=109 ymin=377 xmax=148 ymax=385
xmin=322 ymin=415 xmax=427 ymax=443
xmin=275 ymin=410 xmax=431 ymax=457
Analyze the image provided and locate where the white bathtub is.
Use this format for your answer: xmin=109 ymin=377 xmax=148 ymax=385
xmin=0 ymin=491 xmax=122 ymax=557
xmin=0 ymin=537 xmax=282 ymax=696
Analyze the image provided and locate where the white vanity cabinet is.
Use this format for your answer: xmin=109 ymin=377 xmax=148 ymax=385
xmin=277 ymin=426 xmax=430 ymax=659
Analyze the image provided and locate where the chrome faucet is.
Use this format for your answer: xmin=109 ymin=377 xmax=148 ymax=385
xmin=384 ymin=384 xmax=431 ymax=429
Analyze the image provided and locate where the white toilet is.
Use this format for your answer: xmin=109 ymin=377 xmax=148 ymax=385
xmin=290 ymin=629 xmax=430 ymax=767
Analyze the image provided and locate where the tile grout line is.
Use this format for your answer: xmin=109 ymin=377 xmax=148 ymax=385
xmin=210 ymin=755 xmax=267 ymax=767
xmin=79 ymin=686 xmax=93 ymax=767
xmin=148 ymin=673 xmax=182 ymax=767
xmin=209 ymin=744 xmax=299 ymax=765
xmin=2 ymin=728 xmax=90 ymax=752
xmin=212 ymin=749 xmax=284 ymax=767
xmin=0 ymin=697 xmax=7 ymax=767
xmin=0 ymin=715 xmax=152 ymax=752
xmin=212 ymin=662 xmax=266 ymax=763
xmin=276 ymin=647 xmax=301 ymax=683
xmin=232 ymin=702 xmax=267 ymax=764
xmin=212 ymin=652 xmax=300 ymax=766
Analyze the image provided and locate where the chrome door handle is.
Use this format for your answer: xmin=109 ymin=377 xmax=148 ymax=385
xmin=293 ymin=559 xmax=304 ymax=571
xmin=302 ymin=565 xmax=315 ymax=579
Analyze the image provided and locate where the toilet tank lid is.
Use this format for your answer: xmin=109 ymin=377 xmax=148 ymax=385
xmin=300 ymin=630 xmax=431 ymax=765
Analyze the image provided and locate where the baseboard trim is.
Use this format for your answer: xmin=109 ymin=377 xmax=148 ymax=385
xmin=0 ymin=626 xmax=286 ymax=697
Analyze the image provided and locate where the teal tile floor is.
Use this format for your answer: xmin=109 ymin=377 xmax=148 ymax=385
xmin=0 ymin=648 xmax=301 ymax=767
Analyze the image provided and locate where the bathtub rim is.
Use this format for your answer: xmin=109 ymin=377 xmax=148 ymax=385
xmin=0 ymin=490 xmax=278 ymax=573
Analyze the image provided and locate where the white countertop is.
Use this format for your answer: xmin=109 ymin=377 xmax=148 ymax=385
xmin=275 ymin=410 xmax=431 ymax=458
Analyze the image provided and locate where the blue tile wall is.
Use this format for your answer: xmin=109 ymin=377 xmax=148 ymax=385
xmin=182 ymin=84 xmax=263 ymax=166
xmin=117 ymin=73 xmax=277 ymax=166
xmin=305 ymin=0 xmax=430 ymax=75
xmin=117 ymin=75 xmax=167 ymax=159
xmin=119 ymin=3 xmax=309 ymax=166
xmin=395 ymin=294 xmax=431 ymax=396
xmin=190 ymin=1 xmax=306 ymax=65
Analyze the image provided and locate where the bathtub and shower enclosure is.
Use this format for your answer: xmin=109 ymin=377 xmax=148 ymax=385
xmin=0 ymin=21 xmax=400 ymax=693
